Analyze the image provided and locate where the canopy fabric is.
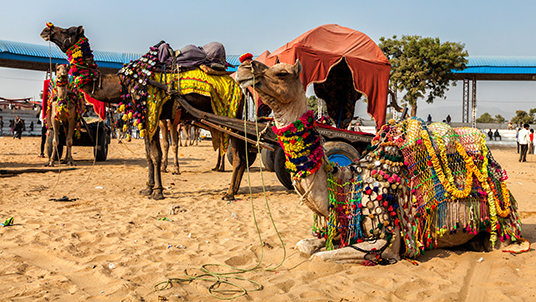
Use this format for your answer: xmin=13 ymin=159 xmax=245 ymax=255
xmin=256 ymin=24 xmax=390 ymax=128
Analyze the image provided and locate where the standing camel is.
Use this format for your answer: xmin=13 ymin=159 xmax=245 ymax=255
xmin=236 ymin=60 xmax=524 ymax=262
xmin=41 ymin=24 xmax=248 ymax=200
xmin=47 ymin=64 xmax=78 ymax=166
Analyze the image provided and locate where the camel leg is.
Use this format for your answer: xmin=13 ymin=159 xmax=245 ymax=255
xmin=139 ymin=134 xmax=155 ymax=196
xmin=149 ymin=132 xmax=165 ymax=200
xmin=62 ymin=119 xmax=76 ymax=166
xmin=159 ymin=120 xmax=169 ymax=173
xmin=48 ymin=119 xmax=62 ymax=167
xmin=295 ymin=238 xmax=326 ymax=255
xmin=222 ymin=138 xmax=247 ymax=200
xmin=218 ymin=143 xmax=226 ymax=172
xmin=184 ymin=124 xmax=190 ymax=147
xmin=170 ymin=120 xmax=180 ymax=175
xmin=213 ymin=151 xmax=223 ymax=171
xmin=178 ymin=124 xmax=183 ymax=147
xmin=309 ymin=228 xmax=402 ymax=264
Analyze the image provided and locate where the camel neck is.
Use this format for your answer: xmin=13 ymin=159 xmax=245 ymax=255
xmin=65 ymin=37 xmax=98 ymax=88
xmin=272 ymin=96 xmax=309 ymax=129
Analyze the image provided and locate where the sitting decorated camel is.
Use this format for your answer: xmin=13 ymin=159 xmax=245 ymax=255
xmin=41 ymin=23 xmax=248 ymax=200
xmin=46 ymin=64 xmax=82 ymax=166
xmin=236 ymin=60 xmax=526 ymax=263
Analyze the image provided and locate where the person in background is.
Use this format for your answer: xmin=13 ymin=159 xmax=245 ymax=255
xmin=516 ymin=128 xmax=520 ymax=153
xmin=0 ymin=116 xmax=4 ymax=136
xmin=488 ymin=129 xmax=493 ymax=141
xmin=530 ymin=129 xmax=534 ymax=155
xmin=446 ymin=114 xmax=451 ymax=125
xmin=494 ymin=129 xmax=501 ymax=141
xmin=518 ymin=124 xmax=530 ymax=162
xmin=13 ymin=116 xmax=23 ymax=139
xmin=427 ymin=114 xmax=432 ymax=125
xmin=38 ymin=112 xmax=46 ymax=158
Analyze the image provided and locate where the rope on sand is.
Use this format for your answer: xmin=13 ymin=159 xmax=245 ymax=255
xmin=154 ymin=71 xmax=287 ymax=300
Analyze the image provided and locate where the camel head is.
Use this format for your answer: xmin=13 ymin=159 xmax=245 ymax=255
xmin=236 ymin=60 xmax=306 ymax=117
xmin=41 ymin=24 xmax=85 ymax=53
xmin=55 ymin=64 xmax=68 ymax=80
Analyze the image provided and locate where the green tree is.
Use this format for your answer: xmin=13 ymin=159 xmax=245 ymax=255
xmin=307 ymin=95 xmax=319 ymax=115
xmin=476 ymin=112 xmax=495 ymax=123
xmin=379 ymin=35 xmax=468 ymax=117
xmin=511 ymin=110 xmax=533 ymax=125
xmin=494 ymin=114 xmax=507 ymax=124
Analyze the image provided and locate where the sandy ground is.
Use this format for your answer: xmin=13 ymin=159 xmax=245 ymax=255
xmin=0 ymin=136 xmax=535 ymax=302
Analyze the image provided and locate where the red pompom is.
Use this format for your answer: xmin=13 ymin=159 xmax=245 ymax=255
xmin=46 ymin=22 xmax=54 ymax=28
xmin=239 ymin=53 xmax=253 ymax=63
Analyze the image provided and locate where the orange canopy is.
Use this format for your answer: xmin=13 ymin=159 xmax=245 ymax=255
xmin=257 ymin=24 xmax=390 ymax=128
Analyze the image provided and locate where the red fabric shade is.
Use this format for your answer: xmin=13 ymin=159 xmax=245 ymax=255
xmin=256 ymin=24 xmax=390 ymax=128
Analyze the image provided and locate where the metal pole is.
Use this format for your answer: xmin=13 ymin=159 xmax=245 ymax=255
xmin=462 ymin=78 xmax=469 ymax=123
xmin=471 ymin=76 xmax=477 ymax=128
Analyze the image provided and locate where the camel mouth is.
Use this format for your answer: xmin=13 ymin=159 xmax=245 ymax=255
xmin=40 ymin=29 xmax=51 ymax=41
xmin=237 ymin=78 xmax=254 ymax=90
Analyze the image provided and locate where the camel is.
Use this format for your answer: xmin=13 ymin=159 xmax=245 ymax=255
xmin=41 ymin=24 xmax=248 ymax=200
xmin=47 ymin=64 xmax=78 ymax=166
xmin=236 ymin=60 xmax=524 ymax=263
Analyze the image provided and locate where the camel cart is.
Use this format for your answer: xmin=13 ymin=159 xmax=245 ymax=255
xmin=149 ymin=25 xmax=389 ymax=190
xmin=149 ymin=80 xmax=374 ymax=190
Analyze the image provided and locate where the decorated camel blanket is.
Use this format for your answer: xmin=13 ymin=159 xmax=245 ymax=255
xmin=145 ymin=69 xmax=242 ymax=146
xmin=312 ymin=118 xmax=522 ymax=258
xmin=117 ymin=42 xmax=242 ymax=153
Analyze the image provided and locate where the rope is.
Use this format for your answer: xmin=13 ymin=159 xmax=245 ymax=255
xmin=154 ymin=66 xmax=287 ymax=300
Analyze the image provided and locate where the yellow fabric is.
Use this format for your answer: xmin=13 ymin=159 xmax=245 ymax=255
xmin=146 ymin=68 xmax=242 ymax=154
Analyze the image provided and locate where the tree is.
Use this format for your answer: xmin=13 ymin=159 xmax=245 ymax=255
xmin=511 ymin=110 xmax=533 ymax=125
xmin=307 ymin=95 xmax=319 ymax=115
xmin=379 ymin=35 xmax=468 ymax=117
xmin=476 ymin=112 xmax=495 ymax=123
xmin=494 ymin=114 xmax=507 ymax=124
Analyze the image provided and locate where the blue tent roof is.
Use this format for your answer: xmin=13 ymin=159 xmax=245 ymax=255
xmin=0 ymin=39 xmax=241 ymax=71
xmin=453 ymin=56 xmax=536 ymax=74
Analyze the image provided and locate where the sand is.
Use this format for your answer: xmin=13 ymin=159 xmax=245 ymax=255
xmin=0 ymin=136 xmax=535 ymax=302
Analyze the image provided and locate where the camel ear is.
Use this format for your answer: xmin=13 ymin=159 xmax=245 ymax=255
xmin=76 ymin=26 xmax=84 ymax=36
xmin=293 ymin=59 xmax=302 ymax=76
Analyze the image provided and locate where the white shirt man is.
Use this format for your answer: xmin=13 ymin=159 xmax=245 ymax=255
xmin=518 ymin=124 xmax=530 ymax=162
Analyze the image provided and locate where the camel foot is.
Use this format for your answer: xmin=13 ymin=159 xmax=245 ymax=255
xmin=172 ymin=170 xmax=181 ymax=175
xmin=222 ymin=193 xmax=235 ymax=201
xmin=295 ymin=238 xmax=326 ymax=256
xmin=218 ymin=168 xmax=225 ymax=172
xmin=161 ymin=167 xmax=168 ymax=173
xmin=151 ymin=188 xmax=165 ymax=200
xmin=139 ymin=186 xmax=153 ymax=196
xmin=45 ymin=162 xmax=54 ymax=167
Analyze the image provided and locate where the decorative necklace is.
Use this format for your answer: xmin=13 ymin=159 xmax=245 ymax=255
xmin=272 ymin=110 xmax=324 ymax=179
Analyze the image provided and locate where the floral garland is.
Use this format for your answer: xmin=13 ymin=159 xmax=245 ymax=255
xmin=272 ymin=110 xmax=324 ymax=179
xmin=65 ymin=37 xmax=98 ymax=89
xmin=422 ymin=130 xmax=475 ymax=199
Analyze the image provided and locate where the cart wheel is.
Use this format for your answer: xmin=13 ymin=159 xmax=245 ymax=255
xmin=46 ymin=131 xmax=63 ymax=160
xmin=274 ymin=147 xmax=293 ymax=190
xmin=227 ymin=149 xmax=258 ymax=167
xmin=323 ymin=141 xmax=360 ymax=166
xmin=261 ymin=147 xmax=276 ymax=172
xmin=94 ymin=126 xmax=108 ymax=161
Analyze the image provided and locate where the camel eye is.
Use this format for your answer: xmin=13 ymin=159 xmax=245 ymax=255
xmin=275 ymin=71 xmax=289 ymax=78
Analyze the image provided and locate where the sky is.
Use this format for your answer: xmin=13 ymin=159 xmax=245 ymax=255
xmin=1 ymin=0 xmax=535 ymax=122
